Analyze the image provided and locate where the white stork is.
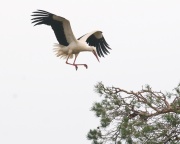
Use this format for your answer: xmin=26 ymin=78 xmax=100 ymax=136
xmin=31 ymin=10 xmax=111 ymax=70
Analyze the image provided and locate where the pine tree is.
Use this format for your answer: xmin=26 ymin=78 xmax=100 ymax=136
xmin=87 ymin=82 xmax=180 ymax=144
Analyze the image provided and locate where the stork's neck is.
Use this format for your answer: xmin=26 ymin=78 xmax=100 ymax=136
xmin=84 ymin=46 xmax=93 ymax=51
xmin=78 ymin=41 xmax=93 ymax=52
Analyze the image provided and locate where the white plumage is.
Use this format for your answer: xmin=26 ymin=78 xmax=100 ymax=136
xmin=31 ymin=10 xmax=111 ymax=70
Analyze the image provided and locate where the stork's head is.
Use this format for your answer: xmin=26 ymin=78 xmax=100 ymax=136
xmin=91 ymin=46 xmax=100 ymax=62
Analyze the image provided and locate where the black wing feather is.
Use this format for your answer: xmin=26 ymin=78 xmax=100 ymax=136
xmin=100 ymin=42 xmax=108 ymax=55
xmin=31 ymin=10 xmax=69 ymax=46
xmin=34 ymin=9 xmax=49 ymax=14
xmin=98 ymin=43 xmax=104 ymax=57
xmin=86 ymin=34 xmax=111 ymax=57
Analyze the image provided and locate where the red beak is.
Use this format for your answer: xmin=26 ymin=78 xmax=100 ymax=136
xmin=92 ymin=50 xmax=100 ymax=62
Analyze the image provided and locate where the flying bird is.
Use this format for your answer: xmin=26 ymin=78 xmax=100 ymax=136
xmin=31 ymin=10 xmax=111 ymax=70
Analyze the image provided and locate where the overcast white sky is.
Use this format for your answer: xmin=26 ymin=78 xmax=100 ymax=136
xmin=0 ymin=0 xmax=180 ymax=144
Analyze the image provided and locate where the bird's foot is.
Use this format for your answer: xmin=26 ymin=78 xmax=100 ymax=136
xmin=73 ymin=64 xmax=87 ymax=70
xmin=74 ymin=65 xmax=78 ymax=70
xmin=84 ymin=64 xmax=88 ymax=69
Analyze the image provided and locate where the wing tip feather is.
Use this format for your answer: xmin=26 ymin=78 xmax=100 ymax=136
xmin=85 ymin=32 xmax=111 ymax=57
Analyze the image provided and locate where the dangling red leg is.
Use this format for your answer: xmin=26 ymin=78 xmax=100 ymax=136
xmin=66 ymin=55 xmax=78 ymax=70
xmin=65 ymin=54 xmax=88 ymax=70
xmin=73 ymin=54 xmax=88 ymax=69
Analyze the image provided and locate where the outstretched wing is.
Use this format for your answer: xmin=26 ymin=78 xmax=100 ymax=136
xmin=31 ymin=10 xmax=76 ymax=46
xmin=78 ymin=31 xmax=111 ymax=57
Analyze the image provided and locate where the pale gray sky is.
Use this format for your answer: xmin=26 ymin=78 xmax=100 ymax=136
xmin=0 ymin=0 xmax=180 ymax=144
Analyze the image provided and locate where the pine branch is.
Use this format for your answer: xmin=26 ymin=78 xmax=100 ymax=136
xmin=88 ymin=82 xmax=180 ymax=143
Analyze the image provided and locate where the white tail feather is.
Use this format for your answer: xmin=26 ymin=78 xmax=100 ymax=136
xmin=53 ymin=43 xmax=73 ymax=59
